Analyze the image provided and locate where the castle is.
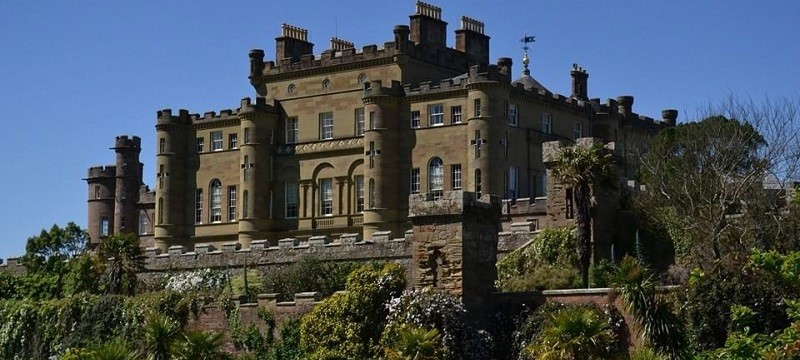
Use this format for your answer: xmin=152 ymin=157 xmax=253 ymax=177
xmin=84 ymin=1 xmax=675 ymax=255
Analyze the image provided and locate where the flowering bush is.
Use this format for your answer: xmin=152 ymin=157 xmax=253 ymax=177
xmin=383 ymin=287 xmax=492 ymax=360
xmin=164 ymin=269 xmax=228 ymax=294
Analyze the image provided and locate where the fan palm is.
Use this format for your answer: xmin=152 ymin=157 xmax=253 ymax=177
xmin=525 ymin=306 xmax=617 ymax=360
xmin=173 ymin=330 xmax=231 ymax=360
xmin=384 ymin=324 xmax=441 ymax=360
xmin=551 ymin=143 xmax=616 ymax=288
xmin=96 ymin=232 xmax=145 ymax=295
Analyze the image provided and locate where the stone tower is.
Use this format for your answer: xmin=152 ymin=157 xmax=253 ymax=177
xmin=408 ymin=190 xmax=501 ymax=325
xmin=85 ymin=135 xmax=144 ymax=245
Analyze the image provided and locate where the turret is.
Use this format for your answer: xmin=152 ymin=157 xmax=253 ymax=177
xmin=113 ymin=136 xmax=142 ymax=235
xmin=393 ymin=25 xmax=411 ymax=53
xmin=85 ymin=166 xmax=116 ymax=246
xmin=362 ymin=80 xmax=407 ymax=239
xmin=570 ymin=64 xmax=589 ymax=100
xmin=154 ymin=109 xmax=193 ymax=252
xmin=455 ymin=16 xmax=489 ymax=65
xmin=466 ymin=67 xmax=509 ymax=198
xmin=409 ymin=1 xmax=447 ymax=49
xmin=662 ymin=109 xmax=678 ymax=126
xmin=617 ymin=96 xmax=634 ymax=117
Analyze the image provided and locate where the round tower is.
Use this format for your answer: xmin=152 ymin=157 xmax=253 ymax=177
xmin=362 ymin=80 xmax=406 ymax=239
xmin=113 ymin=135 xmax=142 ymax=235
xmin=237 ymin=98 xmax=277 ymax=247
xmin=154 ymin=109 xmax=192 ymax=252
xmin=85 ymin=166 xmax=116 ymax=246
xmin=466 ymin=81 xmax=508 ymax=198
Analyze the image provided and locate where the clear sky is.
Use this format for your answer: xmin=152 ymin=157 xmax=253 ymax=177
xmin=0 ymin=1 xmax=797 ymax=260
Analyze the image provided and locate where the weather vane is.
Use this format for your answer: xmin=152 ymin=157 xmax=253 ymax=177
xmin=520 ymin=33 xmax=535 ymax=74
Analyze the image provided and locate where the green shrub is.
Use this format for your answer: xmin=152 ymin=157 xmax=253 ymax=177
xmin=496 ymin=228 xmax=579 ymax=291
xmin=300 ymin=262 xmax=406 ymax=359
xmin=263 ymin=257 xmax=364 ymax=301
xmin=524 ymin=304 xmax=619 ymax=360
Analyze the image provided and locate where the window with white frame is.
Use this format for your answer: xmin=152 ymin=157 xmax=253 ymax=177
xmin=210 ymin=180 xmax=222 ymax=222
xmin=369 ymin=111 xmax=376 ymax=130
xmin=451 ymin=164 xmax=462 ymax=190
xmin=355 ymin=108 xmax=365 ymax=136
xmin=195 ymin=189 xmax=203 ymax=224
xmin=286 ymin=117 xmax=298 ymax=144
xmin=196 ymin=137 xmax=204 ymax=153
xmin=228 ymin=186 xmax=237 ymax=221
xmin=428 ymin=157 xmax=444 ymax=200
xmin=285 ymin=182 xmax=298 ymax=218
xmin=320 ymin=112 xmax=334 ymax=140
xmin=429 ymin=104 xmax=444 ymax=126
xmin=451 ymin=105 xmax=462 ymax=123
xmin=508 ymin=103 xmax=518 ymax=126
xmin=573 ymin=121 xmax=583 ymax=139
xmin=474 ymin=99 xmax=482 ymax=117
xmin=354 ymin=175 xmax=364 ymax=213
xmin=508 ymin=166 xmax=519 ymax=200
xmin=138 ymin=211 xmax=149 ymax=235
xmin=320 ymin=178 xmax=333 ymax=215
xmin=244 ymin=127 xmax=251 ymax=144
xmin=229 ymin=133 xmax=238 ymax=149
xmin=211 ymin=131 xmax=223 ymax=151
xmin=100 ymin=216 xmax=109 ymax=237
xmin=410 ymin=168 xmax=420 ymax=194
xmin=542 ymin=113 xmax=552 ymax=134
xmin=410 ymin=110 xmax=420 ymax=128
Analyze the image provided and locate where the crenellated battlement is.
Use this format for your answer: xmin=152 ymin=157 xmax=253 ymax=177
xmin=157 ymin=98 xmax=270 ymax=127
xmin=114 ymin=135 xmax=141 ymax=149
xmin=87 ymin=165 xmax=117 ymax=179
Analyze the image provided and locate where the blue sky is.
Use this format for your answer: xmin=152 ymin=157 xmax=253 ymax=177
xmin=0 ymin=1 xmax=797 ymax=260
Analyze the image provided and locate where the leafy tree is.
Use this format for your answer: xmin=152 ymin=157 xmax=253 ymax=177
xmin=551 ymin=143 xmax=616 ymax=288
xmin=637 ymin=97 xmax=800 ymax=265
xmin=496 ymin=227 xmax=580 ymax=291
xmin=19 ymin=222 xmax=88 ymax=299
xmin=300 ymin=262 xmax=406 ymax=359
xmin=97 ymin=233 xmax=145 ymax=295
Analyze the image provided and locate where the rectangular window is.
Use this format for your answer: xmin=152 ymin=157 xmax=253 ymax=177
xmin=319 ymin=179 xmax=333 ymax=216
xmin=244 ymin=127 xmax=251 ymax=144
xmin=410 ymin=110 xmax=420 ymax=128
xmin=369 ymin=111 xmax=376 ymax=130
xmin=286 ymin=117 xmax=298 ymax=144
xmin=94 ymin=186 xmax=100 ymax=199
xmin=285 ymin=182 xmax=298 ymax=218
xmin=138 ymin=212 xmax=149 ymax=235
xmin=508 ymin=103 xmax=518 ymax=126
xmin=451 ymin=106 xmax=462 ymax=124
xmin=369 ymin=179 xmax=376 ymax=209
xmin=475 ymin=169 xmax=482 ymax=196
xmin=573 ymin=121 xmax=583 ymax=139
xmin=542 ymin=113 xmax=552 ymax=134
xmin=100 ymin=216 xmax=109 ymax=237
xmin=411 ymin=168 xmax=420 ymax=194
xmin=355 ymin=108 xmax=365 ymax=136
xmin=229 ymin=133 xmax=238 ymax=149
xmin=451 ymin=164 xmax=462 ymax=190
xmin=474 ymin=99 xmax=482 ymax=117
xmin=354 ymin=175 xmax=365 ymax=213
xmin=429 ymin=104 xmax=444 ymax=126
xmin=196 ymin=137 xmax=204 ymax=153
xmin=211 ymin=131 xmax=223 ymax=151
xmin=320 ymin=112 xmax=334 ymax=140
xmin=158 ymin=165 xmax=164 ymax=189
xmin=195 ymin=189 xmax=203 ymax=224
xmin=228 ymin=186 xmax=237 ymax=221
xmin=508 ymin=166 xmax=519 ymax=200
xmin=159 ymin=138 xmax=165 ymax=154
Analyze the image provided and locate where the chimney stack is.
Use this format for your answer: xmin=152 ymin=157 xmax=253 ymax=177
xmin=275 ymin=23 xmax=314 ymax=63
xmin=409 ymin=1 xmax=447 ymax=49
xmin=455 ymin=16 xmax=489 ymax=65
xmin=570 ymin=63 xmax=589 ymax=100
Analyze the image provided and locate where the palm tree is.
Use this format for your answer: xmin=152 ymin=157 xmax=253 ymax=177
xmin=173 ymin=331 xmax=231 ymax=360
xmin=91 ymin=339 xmax=141 ymax=360
xmin=142 ymin=313 xmax=179 ymax=360
xmin=551 ymin=143 xmax=616 ymax=288
xmin=96 ymin=232 xmax=145 ymax=295
xmin=383 ymin=324 xmax=441 ymax=360
xmin=525 ymin=306 xmax=617 ymax=360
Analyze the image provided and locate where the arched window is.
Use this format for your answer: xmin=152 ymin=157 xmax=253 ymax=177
xmin=428 ymin=157 xmax=444 ymax=200
xmin=210 ymin=180 xmax=222 ymax=222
